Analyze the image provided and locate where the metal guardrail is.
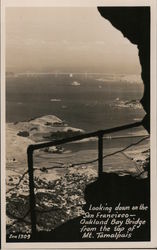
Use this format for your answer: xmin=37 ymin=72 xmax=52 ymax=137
xmin=27 ymin=121 xmax=143 ymax=238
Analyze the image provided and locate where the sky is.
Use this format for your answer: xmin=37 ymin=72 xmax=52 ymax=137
xmin=6 ymin=7 xmax=141 ymax=74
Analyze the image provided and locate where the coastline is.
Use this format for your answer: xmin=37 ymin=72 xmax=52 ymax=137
xmin=6 ymin=114 xmax=150 ymax=234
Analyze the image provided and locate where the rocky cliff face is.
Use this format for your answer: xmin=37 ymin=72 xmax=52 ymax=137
xmin=98 ymin=7 xmax=150 ymax=133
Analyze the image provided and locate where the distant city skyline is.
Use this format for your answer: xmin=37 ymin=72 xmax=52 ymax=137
xmin=6 ymin=7 xmax=141 ymax=74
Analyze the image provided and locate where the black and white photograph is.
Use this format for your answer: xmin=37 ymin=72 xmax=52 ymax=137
xmin=1 ymin=0 xmax=157 ymax=248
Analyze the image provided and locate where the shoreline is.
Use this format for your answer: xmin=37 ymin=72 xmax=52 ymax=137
xmin=6 ymin=114 xmax=150 ymax=234
xmin=6 ymin=114 xmax=149 ymax=177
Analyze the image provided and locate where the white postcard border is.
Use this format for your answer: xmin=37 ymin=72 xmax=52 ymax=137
xmin=1 ymin=0 xmax=157 ymax=249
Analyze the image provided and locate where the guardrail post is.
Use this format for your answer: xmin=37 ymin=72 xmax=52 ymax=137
xmin=27 ymin=146 xmax=37 ymax=239
xmin=98 ymin=133 xmax=103 ymax=177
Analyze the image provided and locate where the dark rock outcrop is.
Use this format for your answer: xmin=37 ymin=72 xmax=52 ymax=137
xmin=17 ymin=131 xmax=29 ymax=137
xmin=98 ymin=7 xmax=150 ymax=132
xmin=29 ymin=173 xmax=150 ymax=242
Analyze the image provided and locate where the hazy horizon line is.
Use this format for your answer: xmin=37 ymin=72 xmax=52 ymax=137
xmin=6 ymin=71 xmax=141 ymax=75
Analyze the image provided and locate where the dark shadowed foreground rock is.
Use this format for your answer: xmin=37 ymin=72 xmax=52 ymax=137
xmin=34 ymin=173 xmax=150 ymax=242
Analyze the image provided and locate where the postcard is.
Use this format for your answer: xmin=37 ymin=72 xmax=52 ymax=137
xmin=1 ymin=0 xmax=157 ymax=249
